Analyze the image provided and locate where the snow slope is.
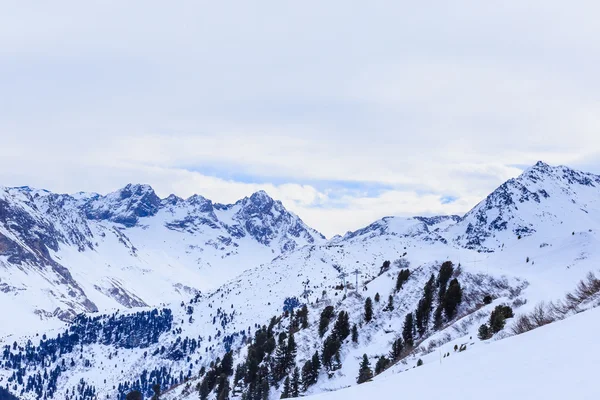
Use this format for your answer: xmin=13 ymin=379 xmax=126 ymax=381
xmin=301 ymin=305 xmax=599 ymax=400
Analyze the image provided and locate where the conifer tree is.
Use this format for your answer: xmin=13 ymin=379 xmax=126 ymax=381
xmin=443 ymin=278 xmax=463 ymax=319
xmin=374 ymin=292 xmax=380 ymax=302
xmin=389 ymin=337 xmax=404 ymax=360
xmin=351 ymin=324 xmax=358 ymax=343
xmin=356 ymin=354 xmax=373 ymax=384
xmin=395 ymin=269 xmax=410 ymax=292
xmin=415 ymin=274 xmax=435 ymax=336
xmin=402 ymin=313 xmax=414 ymax=347
xmin=301 ymin=359 xmax=314 ymax=391
xmin=291 ymin=367 xmax=300 ymax=397
xmin=478 ymin=324 xmax=491 ymax=340
xmin=318 ymin=306 xmax=335 ymax=337
xmin=375 ymin=356 xmax=390 ymax=374
xmin=280 ymin=377 xmax=290 ymax=399
xmin=364 ymin=297 xmax=373 ymax=322
xmin=386 ymin=295 xmax=394 ymax=311
xmin=437 ymin=261 xmax=454 ymax=300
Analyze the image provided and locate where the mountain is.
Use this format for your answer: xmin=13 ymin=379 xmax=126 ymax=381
xmin=1 ymin=161 xmax=599 ymax=400
xmin=445 ymin=161 xmax=600 ymax=251
xmin=0 ymin=185 xmax=324 ymax=333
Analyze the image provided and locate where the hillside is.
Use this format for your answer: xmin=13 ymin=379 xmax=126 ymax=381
xmin=293 ymin=305 xmax=600 ymax=400
xmin=0 ymin=161 xmax=599 ymax=400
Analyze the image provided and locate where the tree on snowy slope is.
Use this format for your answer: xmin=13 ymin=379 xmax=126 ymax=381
xmin=402 ymin=313 xmax=414 ymax=347
xmin=415 ymin=274 xmax=435 ymax=336
xmin=356 ymin=354 xmax=373 ymax=384
xmin=274 ymin=333 xmax=297 ymax=380
xmin=395 ymin=268 xmax=410 ymax=292
xmin=291 ymin=367 xmax=300 ymax=397
xmin=389 ymin=337 xmax=404 ymax=361
xmin=437 ymin=261 xmax=454 ymax=299
xmin=319 ymin=306 xmax=335 ymax=337
xmin=442 ymin=278 xmax=463 ymax=319
xmin=364 ymin=297 xmax=373 ymax=322
xmin=0 ymin=388 xmax=19 ymax=400
xmin=280 ymin=377 xmax=291 ymax=399
xmin=301 ymin=351 xmax=321 ymax=391
xmin=126 ymin=391 xmax=143 ymax=400
xmin=332 ymin=311 xmax=350 ymax=340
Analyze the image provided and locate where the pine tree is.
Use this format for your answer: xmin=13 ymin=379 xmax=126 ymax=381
xmin=443 ymin=279 xmax=463 ymax=319
xmin=415 ymin=274 xmax=435 ymax=336
xmin=356 ymin=354 xmax=373 ymax=384
xmin=318 ymin=306 xmax=335 ymax=337
xmin=126 ymin=391 xmax=143 ymax=400
xmin=280 ymin=377 xmax=290 ymax=399
xmin=386 ymin=295 xmax=394 ymax=311
xmin=333 ymin=311 xmax=350 ymax=340
xmin=291 ymin=367 xmax=300 ymax=397
xmin=389 ymin=337 xmax=404 ymax=360
xmin=437 ymin=261 xmax=454 ymax=300
xmin=402 ymin=313 xmax=414 ymax=347
xmin=351 ymin=324 xmax=358 ymax=343
xmin=364 ymin=297 xmax=373 ymax=322
xmin=374 ymin=356 xmax=390 ymax=374
xmin=374 ymin=292 xmax=380 ymax=302
xmin=151 ymin=384 xmax=161 ymax=400
xmin=301 ymin=359 xmax=313 ymax=391
xmin=221 ymin=351 xmax=234 ymax=376
xmin=477 ymin=324 xmax=491 ymax=340
xmin=395 ymin=269 xmax=410 ymax=292
xmin=217 ymin=374 xmax=230 ymax=400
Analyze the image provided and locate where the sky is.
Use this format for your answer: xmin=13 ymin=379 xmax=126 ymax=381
xmin=1 ymin=1 xmax=599 ymax=237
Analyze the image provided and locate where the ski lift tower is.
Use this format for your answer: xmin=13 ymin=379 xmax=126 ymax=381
xmin=337 ymin=271 xmax=349 ymax=294
xmin=351 ymin=268 xmax=362 ymax=292
xmin=301 ymin=279 xmax=311 ymax=302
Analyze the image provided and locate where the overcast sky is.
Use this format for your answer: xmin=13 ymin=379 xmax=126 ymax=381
xmin=1 ymin=1 xmax=599 ymax=237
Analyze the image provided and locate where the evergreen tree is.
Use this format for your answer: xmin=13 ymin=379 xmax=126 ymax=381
xmin=415 ymin=274 xmax=435 ymax=336
xmin=356 ymin=354 xmax=373 ymax=384
xmin=280 ymin=377 xmax=290 ymax=399
xmin=318 ymin=306 xmax=335 ymax=337
xmin=389 ymin=337 xmax=404 ymax=360
xmin=364 ymin=297 xmax=373 ymax=323
xmin=291 ymin=367 xmax=300 ymax=397
xmin=151 ymin=384 xmax=161 ymax=400
xmin=301 ymin=360 xmax=314 ymax=391
xmin=217 ymin=374 xmax=230 ymax=400
xmin=395 ymin=269 xmax=410 ymax=292
xmin=126 ymin=391 xmax=143 ymax=400
xmin=333 ymin=311 xmax=350 ymax=340
xmin=433 ymin=305 xmax=444 ymax=330
xmin=221 ymin=351 xmax=234 ymax=376
xmin=311 ymin=351 xmax=321 ymax=379
xmin=374 ymin=293 xmax=380 ymax=302
xmin=402 ymin=313 xmax=414 ymax=347
xmin=437 ymin=261 xmax=454 ymax=300
xmin=374 ymin=356 xmax=390 ymax=374
xmin=386 ymin=295 xmax=394 ymax=311
xmin=478 ymin=324 xmax=491 ymax=340
xmin=351 ymin=324 xmax=358 ymax=343
xmin=443 ymin=278 xmax=463 ymax=319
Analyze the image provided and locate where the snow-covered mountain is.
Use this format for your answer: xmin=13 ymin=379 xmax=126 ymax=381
xmin=1 ymin=161 xmax=599 ymax=400
xmin=0 ymin=185 xmax=324 ymax=332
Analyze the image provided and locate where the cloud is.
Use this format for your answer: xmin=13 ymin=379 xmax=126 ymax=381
xmin=1 ymin=1 xmax=600 ymax=236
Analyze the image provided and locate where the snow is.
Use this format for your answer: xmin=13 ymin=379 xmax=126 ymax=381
xmin=301 ymin=305 xmax=600 ymax=400
xmin=1 ymin=161 xmax=600 ymax=399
